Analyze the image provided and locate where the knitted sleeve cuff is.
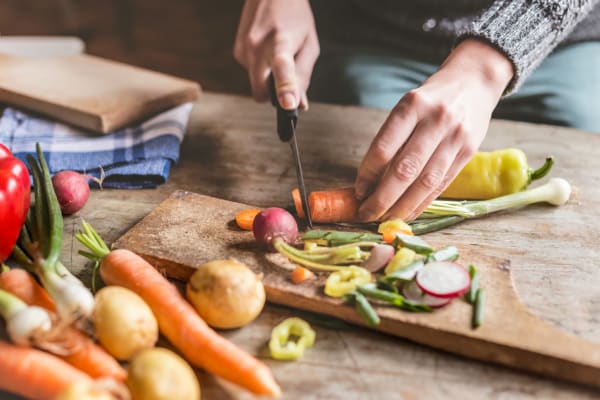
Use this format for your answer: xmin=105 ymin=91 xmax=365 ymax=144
xmin=457 ymin=0 xmax=598 ymax=95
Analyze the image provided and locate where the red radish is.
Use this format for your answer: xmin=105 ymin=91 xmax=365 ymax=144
xmin=51 ymin=171 xmax=90 ymax=215
xmin=416 ymin=261 xmax=470 ymax=299
xmin=361 ymin=244 xmax=395 ymax=272
xmin=252 ymin=207 xmax=298 ymax=248
xmin=403 ymin=280 xmax=452 ymax=308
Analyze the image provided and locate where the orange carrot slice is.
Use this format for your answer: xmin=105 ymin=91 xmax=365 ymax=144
xmin=235 ymin=208 xmax=261 ymax=231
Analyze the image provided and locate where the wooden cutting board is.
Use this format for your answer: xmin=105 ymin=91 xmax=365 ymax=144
xmin=113 ymin=190 xmax=600 ymax=389
xmin=0 ymin=53 xmax=200 ymax=133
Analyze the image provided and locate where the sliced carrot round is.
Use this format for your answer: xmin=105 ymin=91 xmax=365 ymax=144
xmin=235 ymin=208 xmax=262 ymax=231
xmin=291 ymin=188 xmax=305 ymax=218
xmin=291 ymin=266 xmax=315 ymax=284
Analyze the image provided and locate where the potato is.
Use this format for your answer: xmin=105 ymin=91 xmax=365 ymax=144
xmin=55 ymin=382 xmax=115 ymax=400
xmin=93 ymin=286 xmax=158 ymax=360
xmin=126 ymin=348 xmax=201 ymax=400
xmin=186 ymin=258 xmax=265 ymax=329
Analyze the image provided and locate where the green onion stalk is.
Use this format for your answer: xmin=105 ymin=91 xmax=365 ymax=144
xmin=272 ymin=237 xmax=377 ymax=272
xmin=411 ymin=178 xmax=572 ymax=234
xmin=11 ymin=144 xmax=94 ymax=326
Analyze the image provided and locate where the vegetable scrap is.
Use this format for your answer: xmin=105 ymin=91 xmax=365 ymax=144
xmin=269 ymin=317 xmax=316 ymax=361
xmin=291 ymin=266 xmax=316 ymax=284
xmin=268 ymin=219 xmax=485 ymax=328
xmin=235 ymin=208 xmax=262 ymax=231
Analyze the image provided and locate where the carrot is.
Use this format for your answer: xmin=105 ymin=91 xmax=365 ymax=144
xmin=292 ymin=187 xmax=359 ymax=223
xmin=99 ymin=248 xmax=281 ymax=397
xmin=0 ymin=269 xmax=127 ymax=381
xmin=0 ymin=339 xmax=92 ymax=400
xmin=291 ymin=266 xmax=315 ymax=284
xmin=0 ymin=268 xmax=55 ymax=310
xmin=235 ymin=208 xmax=261 ymax=231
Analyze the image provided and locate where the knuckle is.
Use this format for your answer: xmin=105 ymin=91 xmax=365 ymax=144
xmin=433 ymin=102 xmax=452 ymax=121
xmin=370 ymin=141 xmax=394 ymax=165
xmin=420 ymin=169 xmax=444 ymax=190
xmin=392 ymin=155 xmax=421 ymax=182
xmin=402 ymin=89 xmax=430 ymax=110
xmin=244 ymin=34 xmax=260 ymax=51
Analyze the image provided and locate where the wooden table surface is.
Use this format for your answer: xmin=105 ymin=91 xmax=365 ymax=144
xmin=4 ymin=92 xmax=600 ymax=400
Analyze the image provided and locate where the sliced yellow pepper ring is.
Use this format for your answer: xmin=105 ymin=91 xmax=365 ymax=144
xmin=269 ymin=317 xmax=316 ymax=361
xmin=378 ymin=219 xmax=413 ymax=243
xmin=324 ymin=266 xmax=371 ymax=298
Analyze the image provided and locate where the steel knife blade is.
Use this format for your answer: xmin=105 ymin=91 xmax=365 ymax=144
xmin=269 ymin=76 xmax=312 ymax=228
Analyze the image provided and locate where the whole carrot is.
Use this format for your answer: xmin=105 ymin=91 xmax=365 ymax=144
xmin=0 ymin=269 xmax=127 ymax=381
xmin=77 ymin=222 xmax=282 ymax=397
xmin=0 ymin=339 xmax=92 ymax=400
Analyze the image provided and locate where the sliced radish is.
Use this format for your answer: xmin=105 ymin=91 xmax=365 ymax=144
xmin=403 ymin=280 xmax=452 ymax=308
xmin=416 ymin=261 xmax=470 ymax=299
xmin=361 ymin=244 xmax=395 ymax=272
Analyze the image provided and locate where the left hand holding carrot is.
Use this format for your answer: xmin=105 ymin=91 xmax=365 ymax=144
xmin=354 ymin=39 xmax=514 ymax=222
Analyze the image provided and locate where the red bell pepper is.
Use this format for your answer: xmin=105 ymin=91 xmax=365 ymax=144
xmin=0 ymin=143 xmax=31 ymax=262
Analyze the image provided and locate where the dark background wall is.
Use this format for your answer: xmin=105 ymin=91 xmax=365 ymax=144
xmin=0 ymin=0 xmax=251 ymax=94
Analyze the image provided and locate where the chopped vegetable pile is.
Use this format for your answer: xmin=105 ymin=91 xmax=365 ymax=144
xmin=272 ymin=224 xmax=484 ymax=328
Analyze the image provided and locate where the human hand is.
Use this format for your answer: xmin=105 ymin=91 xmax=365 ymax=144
xmin=355 ymin=39 xmax=514 ymax=222
xmin=233 ymin=0 xmax=319 ymax=110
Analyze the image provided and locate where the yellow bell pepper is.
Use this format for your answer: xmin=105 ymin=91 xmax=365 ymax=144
xmin=441 ymin=149 xmax=553 ymax=200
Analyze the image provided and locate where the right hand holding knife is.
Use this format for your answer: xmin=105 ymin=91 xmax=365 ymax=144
xmin=233 ymin=0 xmax=319 ymax=112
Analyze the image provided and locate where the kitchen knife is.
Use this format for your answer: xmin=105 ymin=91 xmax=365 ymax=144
xmin=268 ymin=76 xmax=312 ymax=228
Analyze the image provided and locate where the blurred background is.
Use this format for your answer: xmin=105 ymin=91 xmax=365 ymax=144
xmin=0 ymin=0 xmax=249 ymax=94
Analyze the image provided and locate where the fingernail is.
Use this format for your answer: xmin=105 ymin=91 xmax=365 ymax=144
xmin=358 ymin=206 xmax=376 ymax=222
xmin=355 ymin=180 xmax=368 ymax=200
xmin=280 ymin=93 xmax=297 ymax=110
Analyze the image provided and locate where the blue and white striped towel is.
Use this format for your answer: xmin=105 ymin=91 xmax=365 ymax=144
xmin=0 ymin=103 xmax=193 ymax=189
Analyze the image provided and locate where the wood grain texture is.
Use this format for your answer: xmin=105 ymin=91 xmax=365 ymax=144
xmin=113 ymin=190 xmax=600 ymax=388
xmin=0 ymin=53 xmax=201 ymax=132
xmin=4 ymin=93 xmax=599 ymax=400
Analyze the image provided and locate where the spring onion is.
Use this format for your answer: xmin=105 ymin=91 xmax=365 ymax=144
xmin=12 ymin=144 xmax=94 ymax=326
xmin=0 ymin=288 xmax=53 ymax=346
xmin=412 ymin=178 xmax=571 ymax=234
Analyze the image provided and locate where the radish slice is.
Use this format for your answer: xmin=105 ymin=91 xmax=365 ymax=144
xmin=403 ymin=280 xmax=452 ymax=308
xmin=361 ymin=244 xmax=395 ymax=272
xmin=416 ymin=261 xmax=470 ymax=299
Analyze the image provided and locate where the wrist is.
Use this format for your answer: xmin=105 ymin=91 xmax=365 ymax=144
xmin=442 ymin=38 xmax=515 ymax=98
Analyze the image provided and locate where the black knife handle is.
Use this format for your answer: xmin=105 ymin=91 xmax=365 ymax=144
xmin=268 ymin=75 xmax=298 ymax=143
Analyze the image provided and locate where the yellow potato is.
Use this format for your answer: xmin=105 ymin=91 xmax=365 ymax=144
xmin=186 ymin=258 xmax=265 ymax=329
xmin=94 ymin=286 xmax=158 ymax=360
xmin=126 ymin=348 xmax=201 ymax=400
xmin=55 ymin=382 xmax=115 ymax=400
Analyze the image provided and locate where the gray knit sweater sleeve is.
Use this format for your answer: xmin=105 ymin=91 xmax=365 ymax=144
xmin=459 ymin=0 xmax=599 ymax=94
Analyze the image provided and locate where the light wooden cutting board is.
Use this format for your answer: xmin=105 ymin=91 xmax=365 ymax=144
xmin=0 ymin=53 xmax=200 ymax=133
xmin=113 ymin=190 xmax=600 ymax=389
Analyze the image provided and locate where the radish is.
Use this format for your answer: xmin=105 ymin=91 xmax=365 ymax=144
xmin=52 ymin=171 xmax=91 ymax=215
xmin=253 ymin=207 xmax=298 ymax=248
xmin=361 ymin=244 xmax=395 ymax=272
xmin=403 ymin=280 xmax=451 ymax=308
xmin=416 ymin=261 xmax=470 ymax=299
